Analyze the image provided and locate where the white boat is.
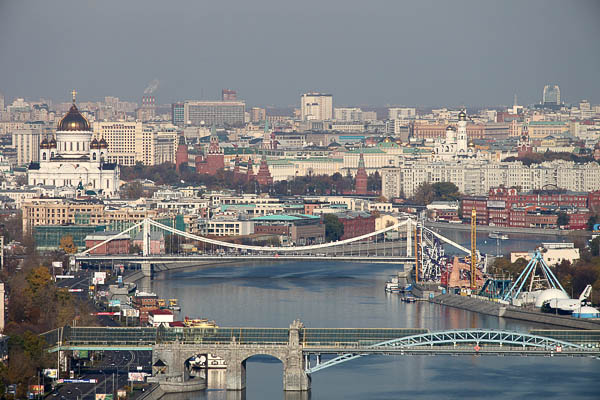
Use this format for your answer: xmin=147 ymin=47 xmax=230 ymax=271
xmin=190 ymin=354 xmax=227 ymax=369
xmin=385 ymin=277 xmax=400 ymax=293
xmin=489 ymin=231 xmax=509 ymax=240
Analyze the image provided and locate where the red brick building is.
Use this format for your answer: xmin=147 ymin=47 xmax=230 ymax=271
xmin=84 ymin=232 xmax=130 ymax=255
xmin=336 ymin=212 xmax=376 ymax=240
xmin=461 ymin=197 xmax=488 ymax=224
xmin=462 ymin=187 xmax=593 ymax=230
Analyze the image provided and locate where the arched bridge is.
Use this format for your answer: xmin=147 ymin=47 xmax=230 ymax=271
xmin=43 ymin=323 xmax=600 ymax=392
xmin=305 ymin=329 xmax=598 ymax=373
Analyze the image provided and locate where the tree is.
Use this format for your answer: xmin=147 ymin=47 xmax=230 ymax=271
xmin=323 ymin=214 xmax=344 ymax=242
xmin=59 ymin=235 xmax=77 ymax=254
xmin=556 ymin=212 xmax=570 ymax=228
xmin=590 ymin=237 xmax=600 ymax=257
xmin=432 ymin=182 xmax=461 ymax=202
xmin=121 ymin=181 xmax=145 ymax=200
xmin=131 ymin=243 xmax=142 ymax=255
xmin=411 ymin=183 xmax=435 ymax=205
xmin=588 ymin=215 xmax=598 ymax=231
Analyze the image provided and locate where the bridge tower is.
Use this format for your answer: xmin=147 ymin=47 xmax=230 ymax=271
xmin=470 ymin=208 xmax=477 ymax=290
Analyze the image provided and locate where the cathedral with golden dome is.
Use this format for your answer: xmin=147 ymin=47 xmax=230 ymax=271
xmin=27 ymin=90 xmax=119 ymax=196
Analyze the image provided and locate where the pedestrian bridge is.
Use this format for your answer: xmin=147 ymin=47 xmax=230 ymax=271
xmin=44 ymin=322 xmax=600 ymax=391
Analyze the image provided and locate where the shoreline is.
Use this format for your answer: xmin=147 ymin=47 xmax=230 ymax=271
xmin=424 ymin=220 xmax=592 ymax=237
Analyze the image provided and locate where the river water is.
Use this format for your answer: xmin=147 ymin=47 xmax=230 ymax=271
xmin=145 ymin=257 xmax=599 ymax=400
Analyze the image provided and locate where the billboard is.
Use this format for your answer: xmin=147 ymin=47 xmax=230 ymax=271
xmin=58 ymin=379 xmax=97 ymax=384
xmin=122 ymin=308 xmax=139 ymax=318
xmin=43 ymin=368 xmax=58 ymax=378
xmin=52 ymin=261 xmax=63 ymax=269
xmin=29 ymin=385 xmax=44 ymax=395
xmin=108 ymin=299 xmax=121 ymax=308
xmin=96 ymin=395 xmax=114 ymax=400
xmin=128 ymin=372 xmax=149 ymax=382
xmin=93 ymin=272 xmax=107 ymax=285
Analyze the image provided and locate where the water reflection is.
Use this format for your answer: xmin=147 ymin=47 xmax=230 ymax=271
xmin=160 ymin=389 xmax=311 ymax=400
xmin=148 ymin=261 xmax=597 ymax=399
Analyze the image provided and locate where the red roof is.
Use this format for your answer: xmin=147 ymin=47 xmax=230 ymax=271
xmin=169 ymin=321 xmax=185 ymax=327
xmin=149 ymin=309 xmax=173 ymax=316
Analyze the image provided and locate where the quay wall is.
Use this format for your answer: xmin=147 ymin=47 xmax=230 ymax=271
xmin=431 ymin=293 xmax=600 ymax=330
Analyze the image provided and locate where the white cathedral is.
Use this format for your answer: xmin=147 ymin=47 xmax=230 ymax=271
xmin=27 ymin=91 xmax=119 ymax=197
xmin=432 ymin=110 xmax=479 ymax=161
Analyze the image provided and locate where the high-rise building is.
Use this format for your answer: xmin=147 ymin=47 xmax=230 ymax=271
xmin=250 ymin=107 xmax=266 ymax=123
xmin=334 ymin=107 xmax=362 ymax=122
xmin=301 ymin=93 xmax=333 ymax=121
xmin=12 ymin=124 xmax=42 ymax=165
xmin=93 ymin=121 xmax=178 ymax=166
xmin=93 ymin=121 xmax=142 ymax=166
xmin=388 ymin=107 xmax=416 ymax=120
xmin=183 ymin=101 xmax=246 ymax=126
xmin=542 ymin=84 xmax=561 ymax=106
xmin=222 ymin=89 xmax=237 ymax=101
xmin=171 ymin=102 xmax=185 ymax=126
xmin=0 ymin=92 xmax=4 ymax=111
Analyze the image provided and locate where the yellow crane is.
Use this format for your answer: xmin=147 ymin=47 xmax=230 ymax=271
xmin=470 ymin=208 xmax=477 ymax=291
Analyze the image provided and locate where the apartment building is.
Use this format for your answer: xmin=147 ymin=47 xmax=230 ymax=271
xmin=382 ymin=160 xmax=600 ymax=198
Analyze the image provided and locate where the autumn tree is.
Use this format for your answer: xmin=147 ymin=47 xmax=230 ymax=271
xmin=59 ymin=235 xmax=77 ymax=254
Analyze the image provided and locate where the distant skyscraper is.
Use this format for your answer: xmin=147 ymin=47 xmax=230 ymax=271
xmin=543 ymin=84 xmax=561 ymax=105
xmin=301 ymin=92 xmax=333 ymax=121
xmin=222 ymin=89 xmax=237 ymax=101
xmin=171 ymin=102 xmax=185 ymax=126
xmin=183 ymin=101 xmax=245 ymax=126
xmin=0 ymin=92 xmax=4 ymax=111
xmin=250 ymin=107 xmax=266 ymax=123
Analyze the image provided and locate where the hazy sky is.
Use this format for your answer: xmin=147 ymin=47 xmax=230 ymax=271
xmin=1 ymin=0 xmax=599 ymax=107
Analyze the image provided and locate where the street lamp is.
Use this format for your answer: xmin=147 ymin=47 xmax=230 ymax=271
xmin=73 ymin=386 xmax=82 ymax=400
xmin=100 ymin=370 xmax=108 ymax=394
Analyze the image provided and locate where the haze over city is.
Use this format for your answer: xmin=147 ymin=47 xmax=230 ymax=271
xmin=1 ymin=0 xmax=600 ymax=106
xmin=2 ymin=1 xmax=600 ymax=399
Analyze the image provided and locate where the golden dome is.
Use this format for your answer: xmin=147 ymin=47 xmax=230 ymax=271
xmin=57 ymin=104 xmax=91 ymax=132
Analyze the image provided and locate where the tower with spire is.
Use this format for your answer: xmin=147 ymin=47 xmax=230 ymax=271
xmin=196 ymin=124 xmax=225 ymax=175
xmin=255 ymin=153 xmax=273 ymax=186
xmin=354 ymin=149 xmax=368 ymax=195
xmin=175 ymin=134 xmax=188 ymax=172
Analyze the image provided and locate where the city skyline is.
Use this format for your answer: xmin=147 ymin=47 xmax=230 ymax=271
xmin=1 ymin=0 xmax=599 ymax=106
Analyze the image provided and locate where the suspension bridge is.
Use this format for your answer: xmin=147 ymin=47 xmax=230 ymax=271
xmin=74 ymin=217 xmax=484 ymax=279
xmin=44 ymin=322 xmax=600 ymax=392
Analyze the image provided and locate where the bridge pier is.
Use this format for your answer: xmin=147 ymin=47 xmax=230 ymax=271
xmin=151 ymin=320 xmax=311 ymax=393
xmin=141 ymin=261 xmax=152 ymax=277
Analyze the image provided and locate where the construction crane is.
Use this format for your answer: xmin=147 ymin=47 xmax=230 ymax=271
xmin=470 ymin=208 xmax=477 ymax=290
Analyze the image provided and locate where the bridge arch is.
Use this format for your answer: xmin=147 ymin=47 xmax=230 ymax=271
xmin=306 ymin=329 xmax=588 ymax=373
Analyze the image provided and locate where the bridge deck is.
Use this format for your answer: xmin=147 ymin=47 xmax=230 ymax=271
xmin=43 ymin=327 xmax=600 ymax=352
xmin=47 ymin=326 xmax=428 ymax=348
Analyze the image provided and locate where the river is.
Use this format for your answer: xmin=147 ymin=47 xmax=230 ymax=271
xmin=142 ymin=258 xmax=599 ymax=400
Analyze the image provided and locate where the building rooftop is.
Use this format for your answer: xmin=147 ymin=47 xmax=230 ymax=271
xmin=252 ymin=214 xmax=320 ymax=222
